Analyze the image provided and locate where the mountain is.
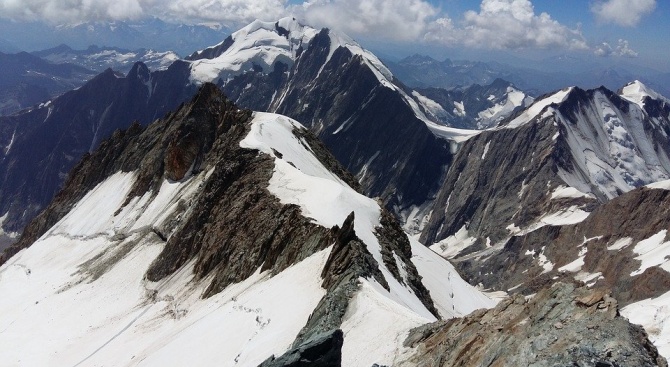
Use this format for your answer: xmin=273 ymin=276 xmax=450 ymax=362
xmin=422 ymin=81 xmax=670 ymax=248
xmin=385 ymin=54 xmax=508 ymax=90
xmin=189 ymin=18 xmax=458 ymax=226
xmin=0 ymin=17 xmax=230 ymax=57
xmin=418 ymin=81 xmax=670 ymax=356
xmin=411 ymin=78 xmax=534 ymax=129
xmin=33 ymin=44 xmax=179 ymax=73
xmin=0 ymin=62 xmax=197 ymax=240
xmin=0 ymin=84 xmax=495 ymax=366
xmin=0 ymin=17 xmax=461 ymax=242
xmin=0 ymin=51 xmax=96 ymax=116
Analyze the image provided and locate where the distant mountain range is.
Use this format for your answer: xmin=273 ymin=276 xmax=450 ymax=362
xmin=386 ymin=53 xmax=670 ymax=99
xmin=0 ymin=51 xmax=95 ymax=116
xmin=0 ymin=17 xmax=230 ymax=56
xmin=33 ymin=44 xmax=179 ymax=73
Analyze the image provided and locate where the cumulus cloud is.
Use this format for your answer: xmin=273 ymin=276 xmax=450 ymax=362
xmin=594 ymin=39 xmax=639 ymax=58
xmin=425 ymin=0 xmax=587 ymax=50
xmin=0 ymin=0 xmax=288 ymax=25
xmin=0 ymin=0 xmax=146 ymax=23
xmin=591 ymin=0 xmax=656 ymax=27
xmin=297 ymin=0 xmax=588 ymax=50
xmin=297 ymin=0 xmax=438 ymax=42
xmin=157 ymin=0 xmax=288 ymax=24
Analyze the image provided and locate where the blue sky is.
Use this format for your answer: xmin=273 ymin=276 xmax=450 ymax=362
xmin=0 ymin=0 xmax=667 ymax=71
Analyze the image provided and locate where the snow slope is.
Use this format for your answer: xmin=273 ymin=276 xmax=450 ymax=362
xmin=0 ymin=165 xmax=332 ymax=367
xmin=621 ymin=80 xmax=670 ymax=109
xmin=0 ymin=112 xmax=494 ymax=366
xmin=623 ymin=289 xmax=670 ymax=359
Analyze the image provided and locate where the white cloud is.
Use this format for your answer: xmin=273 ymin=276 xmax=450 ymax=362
xmin=297 ymin=0 xmax=438 ymax=42
xmin=459 ymin=0 xmax=587 ymax=50
xmin=300 ymin=0 xmax=588 ymax=51
xmin=591 ymin=0 xmax=656 ymax=27
xmin=594 ymin=39 xmax=639 ymax=58
xmin=0 ymin=0 xmax=288 ymax=25
xmin=157 ymin=0 xmax=288 ymax=24
xmin=0 ymin=0 xmax=146 ymax=23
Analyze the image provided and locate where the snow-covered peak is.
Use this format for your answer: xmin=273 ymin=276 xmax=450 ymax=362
xmin=189 ymin=18 xmax=319 ymax=84
xmin=187 ymin=17 xmax=399 ymax=91
xmin=231 ymin=17 xmax=315 ymax=46
xmin=506 ymin=87 xmax=573 ymax=129
xmin=620 ymin=80 xmax=670 ymax=109
xmin=477 ymin=86 xmax=534 ymax=128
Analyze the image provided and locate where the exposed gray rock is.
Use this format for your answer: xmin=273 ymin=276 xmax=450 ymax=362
xmin=259 ymin=329 xmax=343 ymax=367
xmin=400 ymin=283 xmax=667 ymax=367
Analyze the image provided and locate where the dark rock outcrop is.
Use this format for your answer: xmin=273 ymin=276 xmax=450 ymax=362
xmin=259 ymin=329 xmax=343 ymax=367
xmin=401 ymin=283 xmax=667 ymax=367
